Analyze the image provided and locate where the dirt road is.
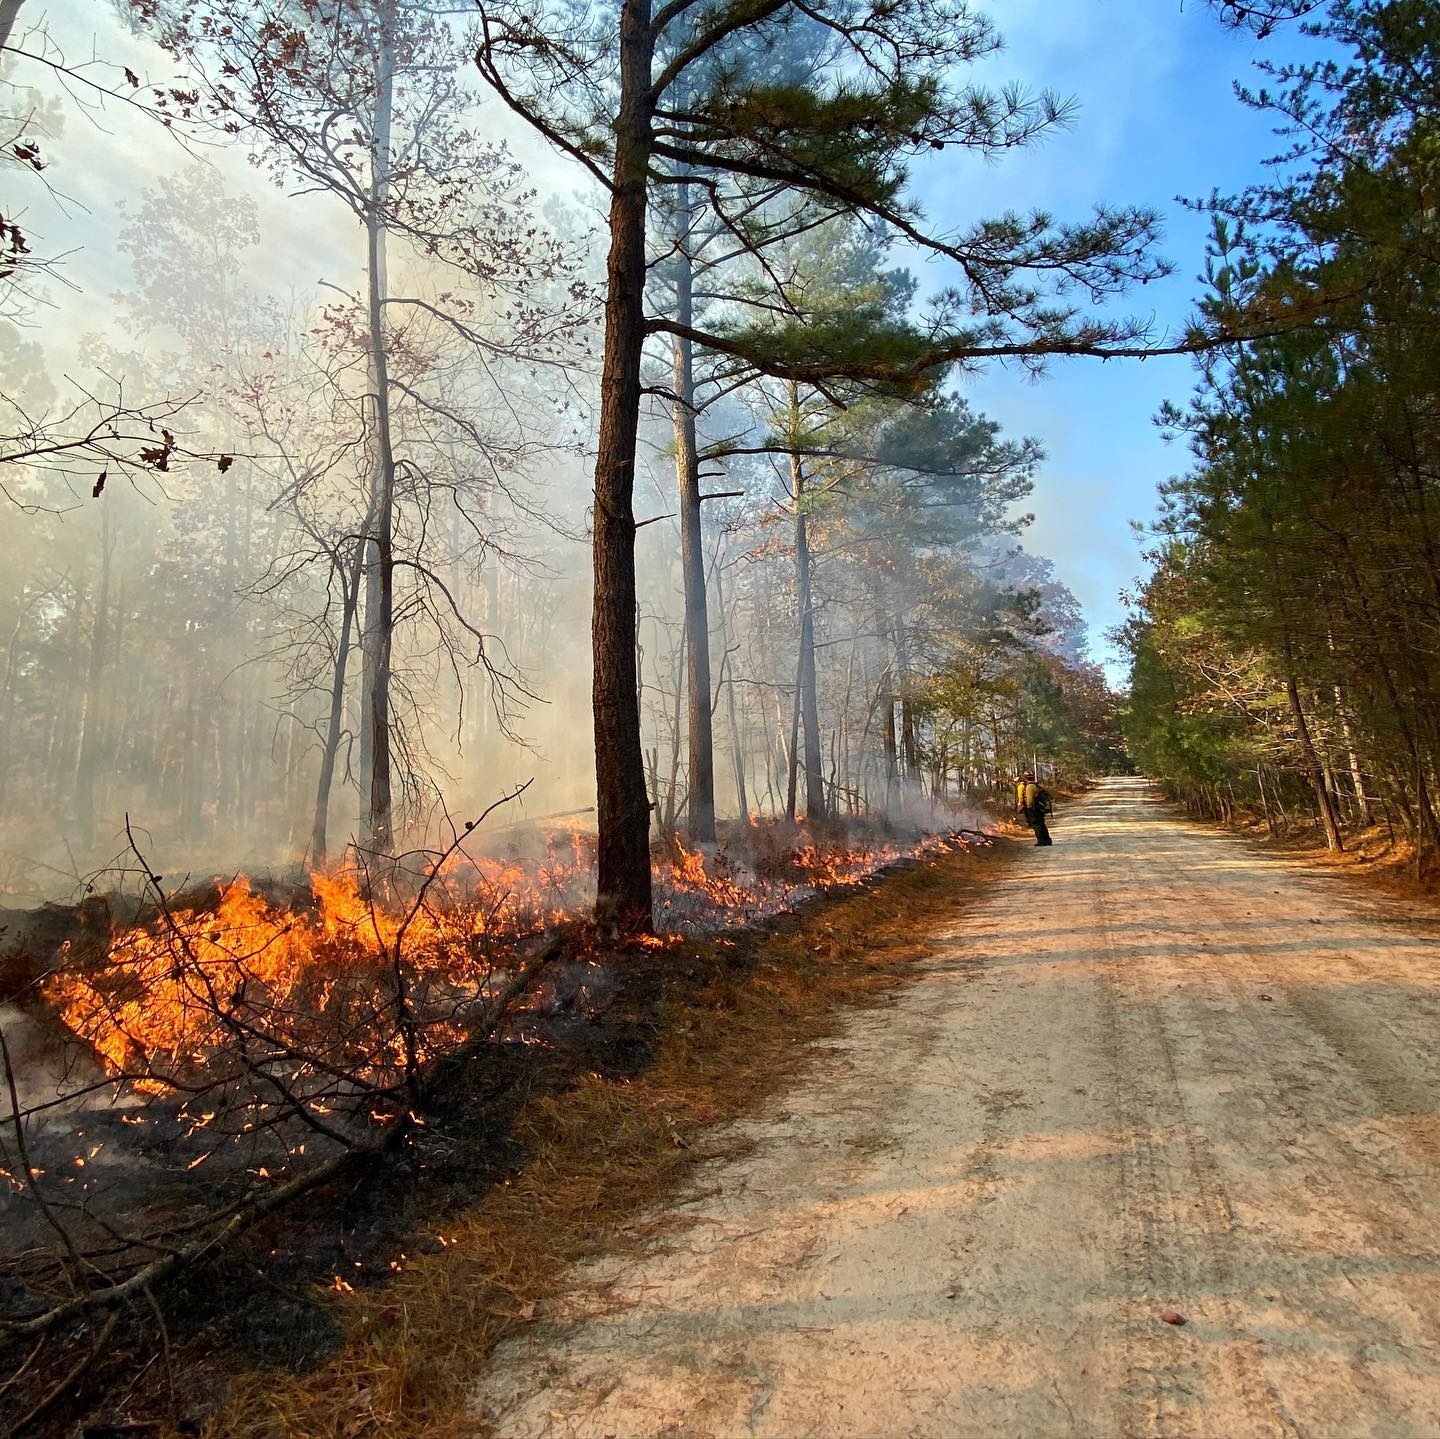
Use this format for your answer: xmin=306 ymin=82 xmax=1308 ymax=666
xmin=476 ymin=778 xmax=1440 ymax=1438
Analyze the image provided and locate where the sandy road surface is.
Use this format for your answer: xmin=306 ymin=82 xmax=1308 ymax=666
xmin=476 ymin=778 xmax=1440 ymax=1438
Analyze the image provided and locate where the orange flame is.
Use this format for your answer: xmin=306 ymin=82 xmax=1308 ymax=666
xmin=49 ymin=824 xmax=971 ymax=1083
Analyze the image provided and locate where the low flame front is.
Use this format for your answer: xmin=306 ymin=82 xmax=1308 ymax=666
xmin=47 ymin=823 xmax=968 ymax=1086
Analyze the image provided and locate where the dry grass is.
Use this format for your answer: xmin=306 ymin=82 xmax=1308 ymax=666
xmin=207 ymin=839 xmax=1009 ymax=1439
xmin=1188 ymin=806 xmax=1440 ymax=909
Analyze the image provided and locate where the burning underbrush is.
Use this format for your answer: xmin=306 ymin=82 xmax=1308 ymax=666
xmin=26 ymin=815 xmax=976 ymax=1101
xmin=0 ymin=808 xmax=992 ymax=1435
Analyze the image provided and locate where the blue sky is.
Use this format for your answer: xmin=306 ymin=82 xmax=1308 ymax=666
xmin=904 ymin=1 xmax=1320 ymax=680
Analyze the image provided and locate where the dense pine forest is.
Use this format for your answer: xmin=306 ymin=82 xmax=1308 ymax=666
xmin=1122 ymin=1 xmax=1440 ymax=874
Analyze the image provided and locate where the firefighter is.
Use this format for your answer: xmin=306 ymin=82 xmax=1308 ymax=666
xmin=1015 ymin=770 xmax=1054 ymax=846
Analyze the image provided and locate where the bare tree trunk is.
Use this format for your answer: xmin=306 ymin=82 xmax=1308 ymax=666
xmin=870 ymin=587 xmax=898 ymax=816
xmin=840 ymin=633 xmax=857 ymax=815
xmin=312 ymin=536 xmax=366 ymax=868
xmin=728 ymin=671 xmax=748 ymax=822
xmin=664 ymin=625 xmax=686 ymax=836
xmin=592 ymin=0 xmax=657 ymax=929
xmin=74 ymin=503 xmax=113 ymax=848
xmin=1333 ymin=686 xmax=1373 ymax=825
xmin=785 ymin=647 xmax=802 ymax=823
xmin=646 ymin=744 xmax=661 ymax=840
xmin=900 ymin=700 xmax=919 ymax=782
xmin=668 ymin=175 xmax=716 ymax=844
xmin=761 ymin=724 xmax=776 ymax=817
xmin=1283 ymin=656 xmax=1343 ymax=852
xmin=1338 ymin=541 xmax=1440 ymax=848
xmin=714 ymin=557 xmax=748 ymax=822
xmin=770 ymin=686 xmax=788 ymax=818
xmin=1322 ymin=757 xmax=1345 ymax=825
xmin=360 ymin=22 xmax=397 ymax=861
xmin=881 ymin=685 xmax=898 ymax=812
xmin=1417 ymin=751 xmax=1440 ymax=879
xmin=215 ymin=464 xmax=241 ymax=837
xmin=1256 ymin=763 xmax=1280 ymax=839
xmin=894 ymin=613 xmax=920 ymax=782
xmin=788 ymin=406 xmax=825 ymax=822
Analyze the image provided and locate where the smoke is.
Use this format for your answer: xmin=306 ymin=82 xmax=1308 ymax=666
xmin=1 ymin=5 xmax=1085 ymax=911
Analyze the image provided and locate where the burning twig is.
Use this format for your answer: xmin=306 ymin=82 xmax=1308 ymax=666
xmin=1 ymin=924 xmax=567 ymax=1339
xmin=373 ymin=779 xmax=535 ymax=1100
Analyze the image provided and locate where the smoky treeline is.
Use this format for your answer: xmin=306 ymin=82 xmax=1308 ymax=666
xmin=1 ymin=0 xmax=1123 ymax=916
xmin=1122 ymin=2 xmax=1440 ymax=872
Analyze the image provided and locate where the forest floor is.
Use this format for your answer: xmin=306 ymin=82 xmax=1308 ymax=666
xmin=1185 ymin=801 xmax=1440 ymax=910
xmin=472 ymin=776 xmax=1440 ymax=1439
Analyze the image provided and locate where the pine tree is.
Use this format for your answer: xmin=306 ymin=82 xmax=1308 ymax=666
xmin=478 ymin=0 xmax=1177 ymax=927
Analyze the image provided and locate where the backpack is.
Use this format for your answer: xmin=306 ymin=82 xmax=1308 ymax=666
xmin=1034 ymin=785 xmax=1054 ymax=816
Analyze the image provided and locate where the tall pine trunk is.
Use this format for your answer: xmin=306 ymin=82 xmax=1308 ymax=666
xmin=881 ymin=682 xmax=899 ymax=809
xmin=785 ymin=641 xmax=802 ymax=822
xmin=1333 ymin=685 xmax=1373 ymax=825
xmin=1256 ymin=763 xmax=1280 ymax=839
xmin=312 ymin=535 xmax=366 ymax=868
xmin=1283 ymin=653 xmax=1343 ymax=852
xmin=1338 ymin=540 xmax=1440 ymax=849
xmin=669 ymin=176 xmax=716 ymax=843
xmin=895 ymin=614 xmax=919 ymax=782
xmin=360 ymin=22 xmax=397 ymax=860
xmin=592 ymin=0 xmax=656 ymax=929
xmin=788 ymin=392 xmax=825 ymax=822
xmin=713 ymin=555 xmax=748 ymax=821
xmin=664 ymin=625 xmax=686 ymax=835
xmin=1267 ymin=534 xmax=1342 ymax=852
